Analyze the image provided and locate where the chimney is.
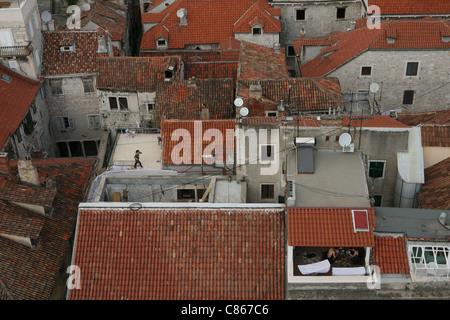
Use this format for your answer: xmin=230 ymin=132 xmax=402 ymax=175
xmin=0 ymin=152 xmax=12 ymax=174
xmin=18 ymin=157 xmax=40 ymax=186
xmin=273 ymin=42 xmax=281 ymax=54
xmin=249 ymin=84 xmax=263 ymax=100
xmin=44 ymin=173 xmax=57 ymax=190
xmin=300 ymin=28 xmax=306 ymax=38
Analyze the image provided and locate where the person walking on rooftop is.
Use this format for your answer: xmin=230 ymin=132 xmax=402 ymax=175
xmin=134 ymin=150 xmax=143 ymax=169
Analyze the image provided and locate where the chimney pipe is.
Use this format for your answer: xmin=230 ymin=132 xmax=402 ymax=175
xmin=18 ymin=157 xmax=40 ymax=186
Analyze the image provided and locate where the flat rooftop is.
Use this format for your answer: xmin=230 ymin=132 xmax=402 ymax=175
xmin=110 ymin=132 xmax=162 ymax=170
xmin=288 ymin=150 xmax=370 ymax=207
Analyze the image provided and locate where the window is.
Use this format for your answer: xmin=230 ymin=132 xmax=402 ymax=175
xmin=50 ymin=79 xmax=63 ymax=95
xmin=336 ymin=7 xmax=346 ymax=19
xmin=369 ymin=161 xmax=385 ymax=178
xmin=406 ymin=62 xmax=419 ymax=76
xmin=387 ymin=37 xmax=396 ymax=44
xmin=82 ymin=78 xmax=94 ymax=93
xmin=260 ymin=144 xmax=275 ymax=161
xmin=156 ymin=39 xmax=167 ymax=48
xmin=266 ymin=111 xmax=278 ymax=117
xmin=261 ymin=184 xmax=275 ymax=199
xmin=83 ymin=140 xmax=98 ymax=156
xmin=57 ymin=142 xmax=69 ymax=157
xmin=118 ymin=97 xmax=128 ymax=110
xmin=69 ymin=141 xmax=83 ymax=157
xmin=373 ymin=195 xmax=383 ymax=207
xmin=109 ymin=96 xmax=128 ymax=110
xmin=403 ymin=90 xmax=414 ymax=104
xmin=56 ymin=117 xmax=75 ymax=131
xmin=361 ymin=66 xmax=372 ymax=76
xmin=296 ymin=9 xmax=305 ymax=21
xmin=109 ymin=97 xmax=118 ymax=110
xmin=148 ymin=103 xmax=155 ymax=112
xmin=252 ymin=27 xmax=262 ymax=35
xmin=87 ymin=115 xmax=101 ymax=129
xmin=286 ymin=45 xmax=296 ymax=57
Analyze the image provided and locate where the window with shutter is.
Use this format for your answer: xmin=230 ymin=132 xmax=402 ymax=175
xmin=88 ymin=115 xmax=101 ymax=129
xmin=261 ymin=184 xmax=274 ymax=199
xmin=56 ymin=117 xmax=74 ymax=131
xmin=406 ymin=62 xmax=419 ymax=76
xmin=118 ymin=97 xmax=128 ymax=110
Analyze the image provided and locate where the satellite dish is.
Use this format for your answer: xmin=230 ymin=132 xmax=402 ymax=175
xmin=234 ymin=98 xmax=243 ymax=107
xmin=338 ymin=133 xmax=352 ymax=147
xmin=370 ymin=83 xmax=379 ymax=93
xmin=41 ymin=11 xmax=52 ymax=22
xmin=239 ymin=107 xmax=249 ymax=117
xmin=177 ymin=9 xmax=186 ymax=18
xmin=81 ymin=3 xmax=91 ymax=12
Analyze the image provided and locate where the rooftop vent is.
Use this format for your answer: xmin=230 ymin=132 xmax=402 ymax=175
xmin=97 ymin=34 xmax=108 ymax=53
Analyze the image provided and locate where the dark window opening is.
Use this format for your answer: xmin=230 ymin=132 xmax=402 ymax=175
xmin=287 ymin=45 xmax=296 ymax=57
xmin=118 ymin=97 xmax=128 ymax=110
xmin=109 ymin=97 xmax=118 ymax=110
xmin=69 ymin=141 xmax=83 ymax=157
xmin=406 ymin=62 xmax=419 ymax=76
xmin=177 ymin=189 xmax=205 ymax=201
xmin=165 ymin=70 xmax=173 ymax=79
xmin=83 ymin=140 xmax=98 ymax=156
xmin=261 ymin=145 xmax=274 ymax=161
xmin=57 ymin=142 xmax=69 ymax=157
xmin=252 ymin=27 xmax=262 ymax=35
xmin=157 ymin=39 xmax=166 ymax=47
xmin=337 ymin=7 xmax=346 ymax=19
xmin=296 ymin=9 xmax=305 ymax=21
xmin=369 ymin=161 xmax=385 ymax=178
xmin=261 ymin=184 xmax=275 ymax=199
xmin=373 ymin=195 xmax=382 ymax=207
xmin=403 ymin=90 xmax=414 ymax=104
xmin=361 ymin=66 xmax=372 ymax=76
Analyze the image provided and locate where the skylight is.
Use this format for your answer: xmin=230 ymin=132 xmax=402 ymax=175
xmin=1 ymin=73 xmax=12 ymax=83
xmin=352 ymin=209 xmax=369 ymax=232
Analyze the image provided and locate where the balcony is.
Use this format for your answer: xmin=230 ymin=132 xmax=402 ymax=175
xmin=0 ymin=44 xmax=31 ymax=57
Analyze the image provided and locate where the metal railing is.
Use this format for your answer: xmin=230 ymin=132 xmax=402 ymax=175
xmin=0 ymin=44 xmax=31 ymax=57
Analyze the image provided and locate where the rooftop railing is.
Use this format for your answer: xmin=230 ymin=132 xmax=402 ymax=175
xmin=0 ymin=43 xmax=31 ymax=57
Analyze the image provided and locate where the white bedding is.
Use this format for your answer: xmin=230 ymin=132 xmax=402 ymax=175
xmin=332 ymin=266 xmax=366 ymax=276
xmin=298 ymin=259 xmax=331 ymax=275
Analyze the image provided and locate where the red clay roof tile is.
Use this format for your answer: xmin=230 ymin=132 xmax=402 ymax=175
xmin=161 ymin=119 xmax=235 ymax=165
xmin=368 ymin=0 xmax=450 ymax=15
xmin=299 ymin=18 xmax=450 ymax=77
xmin=69 ymin=207 xmax=285 ymax=300
xmin=140 ymin=0 xmax=281 ymax=50
xmin=418 ymin=157 xmax=450 ymax=210
xmin=288 ymin=208 xmax=376 ymax=247
xmin=0 ymin=65 xmax=41 ymax=148
xmin=372 ymin=234 xmax=409 ymax=274
xmin=0 ymin=158 xmax=96 ymax=299
xmin=42 ymin=30 xmax=109 ymax=76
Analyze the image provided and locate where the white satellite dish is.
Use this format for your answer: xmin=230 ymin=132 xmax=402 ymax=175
xmin=177 ymin=9 xmax=186 ymax=18
xmin=239 ymin=107 xmax=249 ymax=117
xmin=234 ymin=98 xmax=244 ymax=107
xmin=41 ymin=11 xmax=52 ymax=22
xmin=370 ymin=83 xmax=379 ymax=93
xmin=81 ymin=3 xmax=91 ymax=12
xmin=338 ymin=133 xmax=352 ymax=147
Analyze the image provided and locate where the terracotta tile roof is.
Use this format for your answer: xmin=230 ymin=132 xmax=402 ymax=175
xmin=161 ymin=119 xmax=235 ymax=165
xmin=238 ymin=41 xmax=288 ymax=80
xmin=81 ymin=0 xmax=127 ymax=40
xmin=68 ymin=207 xmax=285 ymax=300
xmin=97 ymin=56 xmax=182 ymax=91
xmin=287 ymin=208 xmax=376 ymax=247
xmin=42 ymin=30 xmax=109 ymax=76
xmin=0 ymin=158 xmax=96 ymax=299
xmin=372 ymin=234 xmax=409 ymax=274
xmin=368 ymin=0 xmax=450 ymax=15
xmin=0 ymin=65 xmax=41 ymax=148
xmin=236 ymin=78 xmax=344 ymax=112
xmin=418 ymin=157 xmax=450 ymax=210
xmin=0 ymin=200 xmax=45 ymax=240
xmin=299 ymin=18 xmax=450 ymax=77
xmin=0 ymin=172 xmax=56 ymax=207
xmin=342 ymin=115 xmax=410 ymax=128
xmin=397 ymin=111 xmax=450 ymax=147
xmin=140 ymin=0 xmax=281 ymax=50
xmin=184 ymin=61 xmax=238 ymax=80
xmin=155 ymin=78 xmax=235 ymax=123
xmin=140 ymin=48 xmax=241 ymax=62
